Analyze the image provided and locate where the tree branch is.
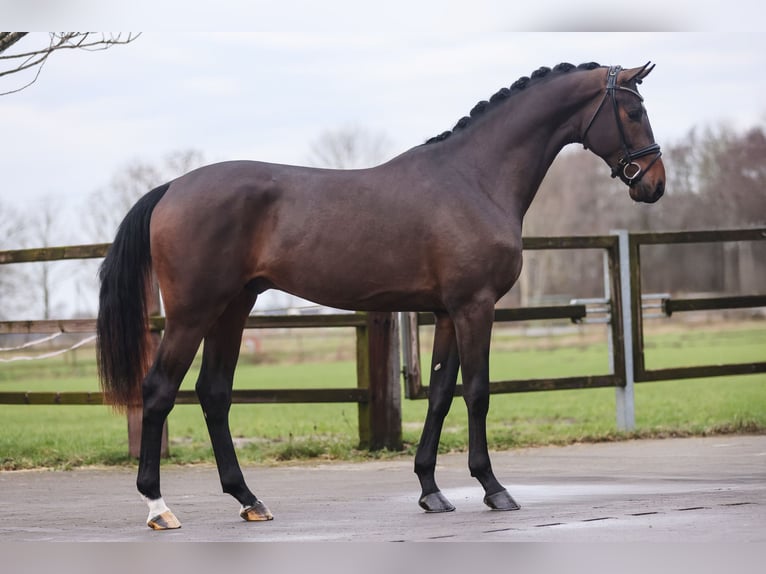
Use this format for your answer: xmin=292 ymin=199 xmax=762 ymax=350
xmin=0 ymin=32 xmax=28 ymax=54
xmin=0 ymin=32 xmax=140 ymax=96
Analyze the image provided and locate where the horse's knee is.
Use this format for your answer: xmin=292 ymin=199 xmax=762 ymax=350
xmin=427 ymin=393 xmax=453 ymax=420
xmin=462 ymin=387 xmax=489 ymax=418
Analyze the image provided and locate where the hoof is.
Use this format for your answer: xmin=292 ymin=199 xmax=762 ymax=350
xmin=147 ymin=510 xmax=181 ymax=530
xmin=419 ymin=491 xmax=456 ymax=513
xmin=240 ymin=499 xmax=274 ymax=522
xmin=483 ymin=489 xmax=520 ymax=511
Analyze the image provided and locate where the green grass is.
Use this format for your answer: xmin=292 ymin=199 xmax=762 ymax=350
xmin=1 ymin=321 xmax=764 ymax=470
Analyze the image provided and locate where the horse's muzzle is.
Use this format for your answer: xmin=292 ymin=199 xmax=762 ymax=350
xmin=629 ymin=153 xmax=665 ymax=204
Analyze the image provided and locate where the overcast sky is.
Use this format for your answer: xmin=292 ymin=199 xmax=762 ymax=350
xmin=2 ymin=3 xmax=765 ymax=227
xmin=1 ymin=2 xmax=764 ymax=317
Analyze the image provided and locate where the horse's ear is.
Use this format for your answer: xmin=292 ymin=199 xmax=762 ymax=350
xmin=624 ymin=62 xmax=656 ymax=85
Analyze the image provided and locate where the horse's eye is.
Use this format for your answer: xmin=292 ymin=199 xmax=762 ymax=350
xmin=627 ymin=107 xmax=643 ymax=122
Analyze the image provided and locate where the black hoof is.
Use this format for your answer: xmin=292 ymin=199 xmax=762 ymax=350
xmin=419 ymin=491 xmax=456 ymax=513
xmin=483 ymin=489 xmax=520 ymax=511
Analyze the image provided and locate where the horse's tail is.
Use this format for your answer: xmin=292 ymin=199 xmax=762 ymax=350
xmin=97 ymin=183 xmax=171 ymax=411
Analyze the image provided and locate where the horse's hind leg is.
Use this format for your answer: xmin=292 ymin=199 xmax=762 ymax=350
xmin=414 ymin=312 xmax=460 ymax=512
xmin=195 ymin=289 xmax=273 ymax=523
xmin=137 ymin=323 xmax=206 ymax=530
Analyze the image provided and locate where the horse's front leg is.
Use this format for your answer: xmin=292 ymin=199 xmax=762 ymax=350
xmin=452 ymin=296 xmax=520 ymax=511
xmin=414 ymin=312 xmax=460 ymax=512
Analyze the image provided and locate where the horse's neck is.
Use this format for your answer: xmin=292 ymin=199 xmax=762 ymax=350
xmin=444 ymin=71 xmax=602 ymax=218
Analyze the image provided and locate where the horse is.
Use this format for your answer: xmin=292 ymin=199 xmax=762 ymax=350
xmin=97 ymin=62 xmax=665 ymax=530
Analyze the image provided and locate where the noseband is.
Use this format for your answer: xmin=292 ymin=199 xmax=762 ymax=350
xmin=582 ymin=65 xmax=662 ymax=186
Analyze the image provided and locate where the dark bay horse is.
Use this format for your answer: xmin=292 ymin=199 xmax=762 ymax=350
xmin=97 ymin=62 xmax=665 ymax=530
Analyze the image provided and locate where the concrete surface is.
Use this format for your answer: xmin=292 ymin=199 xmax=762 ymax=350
xmin=1 ymin=435 xmax=764 ymax=542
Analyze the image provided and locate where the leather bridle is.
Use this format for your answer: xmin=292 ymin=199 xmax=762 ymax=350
xmin=582 ymin=65 xmax=662 ymax=186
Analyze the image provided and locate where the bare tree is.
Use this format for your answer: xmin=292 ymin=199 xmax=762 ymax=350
xmin=306 ymin=126 xmax=393 ymax=169
xmin=0 ymin=32 xmax=139 ymax=96
xmin=0 ymin=200 xmax=28 ymax=319
xmin=28 ymin=201 xmax=67 ymax=319
xmin=86 ymin=149 xmax=205 ymax=242
xmin=695 ymin=124 xmax=766 ymax=294
xmin=515 ymin=122 xmax=766 ymax=301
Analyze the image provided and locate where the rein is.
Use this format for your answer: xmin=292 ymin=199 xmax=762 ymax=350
xmin=582 ymin=65 xmax=662 ymax=186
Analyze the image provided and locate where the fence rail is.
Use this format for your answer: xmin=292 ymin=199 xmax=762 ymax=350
xmin=662 ymin=294 xmax=766 ymax=316
xmin=627 ymin=228 xmax=766 ymax=384
xmin=1 ymin=227 xmax=764 ymax=453
xmin=0 ymin=243 xmax=110 ymax=263
xmin=0 ymin=240 xmax=400 ymax=449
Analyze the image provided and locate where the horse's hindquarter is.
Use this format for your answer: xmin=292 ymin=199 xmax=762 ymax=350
xmin=151 ymin=160 xmax=523 ymax=313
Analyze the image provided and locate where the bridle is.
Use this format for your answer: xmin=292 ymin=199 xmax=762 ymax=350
xmin=582 ymin=65 xmax=662 ymax=186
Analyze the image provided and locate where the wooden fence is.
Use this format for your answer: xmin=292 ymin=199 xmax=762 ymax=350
xmin=401 ymin=228 xmax=766 ymax=430
xmin=1 ymin=228 xmax=764 ymax=453
xmin=626 ymin=229 xmax=766 ymax=383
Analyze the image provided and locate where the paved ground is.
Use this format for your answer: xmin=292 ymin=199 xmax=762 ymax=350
xmin=1 ymin=435 xmax=764 ymax=542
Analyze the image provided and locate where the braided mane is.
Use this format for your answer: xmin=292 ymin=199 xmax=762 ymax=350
xmin=425 ymin=61 xmax=602 ymax=145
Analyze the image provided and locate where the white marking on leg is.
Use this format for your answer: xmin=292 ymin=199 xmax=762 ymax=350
xmin=434 ymin=363 xmax=442 ymax=371
xmin=142 ymin=495 xmax=170 ymax=521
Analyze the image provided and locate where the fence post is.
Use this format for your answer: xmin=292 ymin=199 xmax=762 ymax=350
xmin=400 ymin=312 xmax=423 ymax=399
xmin=611 ymin=230 xmax=636 ymax=430
xmin=356 ymin=312 xmax=403 ymax=451
xmin=127 ymin=274 xmax=168 ymax=458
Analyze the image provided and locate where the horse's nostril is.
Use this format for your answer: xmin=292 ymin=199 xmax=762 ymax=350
xmin=654 ymin=180 xmax=665 ymax=200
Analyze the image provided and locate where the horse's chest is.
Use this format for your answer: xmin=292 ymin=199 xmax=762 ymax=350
xmin=485 ymin=240 xmax=523 ymax=285
xmin=448 ymin=237 xmax=522 ymax=296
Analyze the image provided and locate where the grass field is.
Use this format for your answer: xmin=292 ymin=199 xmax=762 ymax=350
xmin=1 ymin=319 xmax=764 ymax=470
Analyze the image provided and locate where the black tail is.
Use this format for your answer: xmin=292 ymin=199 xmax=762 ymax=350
xmin=97 ymin=183 xmax=170 ymax=411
